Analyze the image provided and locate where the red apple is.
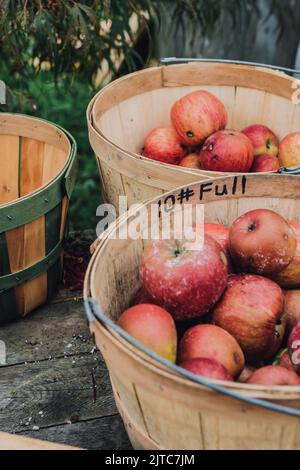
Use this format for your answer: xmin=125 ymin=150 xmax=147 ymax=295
xmin=194 ymin=222 xmax=232 ymax=272
xmin=140 ymin=236 xmax=228 ymax=321
xmin=247 ymin=366 xmax=300 ymax=386
xmin=117 ymin=304 xmax=177 ymax=362
xmin=199 ymin=130 xmax=254 ymax=172
xmin=238 ymin=365 xmax=256 ymax=383
xmin=288 ymin=322 xmax=300 ymax=374
xmin=142 ymin=127 xmax=185 ymax=164
xmin=212 ymin=274 xmax=285 ymax=362
xmin=180 ymin=357 xmax=234 ymax=382
xmin=272 ymin=221 xmax=300 ymax=287
xmin=178 ymin=324 xmax=245 ymax=377
xmin=242 ymin=124 xmax=279 ymax=157
xmin=171 ymin=90 xmax=227 ymax=146
xmin=179 ymin=153 xmax=202 ymax=169
xmin=273 ymin=348 xmax=294 ymax=371
xmin=279 ymin=132 xmax=300 ymax=168
xmin=282 ymin=290 xmax=300 ymax=334
xmin=195 ymin=223 xmax=229 ymax=252
xmin=251 ymin=154 xmax=280 ymax=173
xmin=229 ymin=209 xmax=297 ymax=275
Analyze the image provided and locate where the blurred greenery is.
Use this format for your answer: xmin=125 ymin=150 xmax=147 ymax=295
xmin=0 ymin=0 xmax=156 ymax=230
xmin=0 ymin=0 xmax=155 ymax=84
xmin=0 ymin=62 xmax=99 ymax=230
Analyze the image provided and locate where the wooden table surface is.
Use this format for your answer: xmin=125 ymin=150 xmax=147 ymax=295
xmin=0 ymin=290 xmax=131 ymax=450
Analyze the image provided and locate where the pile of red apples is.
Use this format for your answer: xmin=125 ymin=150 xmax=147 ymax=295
xmin=142 ymin=89 xmax=300 ymax=172
xmin=118 ymin=209 xmax=300 ymax=386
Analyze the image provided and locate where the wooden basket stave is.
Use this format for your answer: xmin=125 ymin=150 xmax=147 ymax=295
xmin=0 ymin=114 xmax=77 ymax=323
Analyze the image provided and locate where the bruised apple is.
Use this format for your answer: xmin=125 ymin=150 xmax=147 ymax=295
xmin=272 ymin=221 xmax=300 ymax=287
xmin=118 ymin=304 xmax=177 ymax=362
xmin=212 ymin=274 xmax=285 ymax=362
xmin=142 ymin=127 xmax=185 ymax=164
xmin=251 ymin=154 xmax=280 ymax=173
xmin=178 ymin=324 xmax=245 ymax=377
xmin=229 ymin=209 xmax=296 ymax=275
xmin=180 ymin=357 xmax=234 ymax=382
xmin=171 ymin=90 xmax=227 ymax=146
xmin=279 ymin=132 xmax=300 ymax=168
xmin=247 ymin=366 xmax=300 ymax=386
xmin=242 ymin=125 xmax=279 ymax=157
xmin=140 ymin=236 xmax=228 ymax=321
xmin=199 ymin=130 xmax=254 ymax=172
xmin=179 ymin=153 xmax=202 ymax=169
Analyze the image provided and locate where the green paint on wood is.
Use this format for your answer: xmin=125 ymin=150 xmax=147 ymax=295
xmin=0 ymin=233 xmax=19 ymax=324
xmin=45 ymin=203 xmax=62 ymax=302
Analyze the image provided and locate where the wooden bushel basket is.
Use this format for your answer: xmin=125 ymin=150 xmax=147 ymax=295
xmin=87 ymin=60 xmax=300 ymax=211
xmin=0 ymin=114 xmax=77 ymax=324
xmin=84 ymin=174 xmax=300 ymax=450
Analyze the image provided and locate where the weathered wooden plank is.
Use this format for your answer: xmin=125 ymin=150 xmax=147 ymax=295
xmin=0 ymin=299 xmax=89 ymax=365
xmin=0 ymin=354 xmax=117 ymax=434
xmin=0 ymin=432 xmax=80 ymax=450
xmin=17 ymin=414 xmax=132 ymax=450
xmin=50 ymin=289 xmax=83 ymax=303
xmin=0 ymin=226 xmax=130 ymax=452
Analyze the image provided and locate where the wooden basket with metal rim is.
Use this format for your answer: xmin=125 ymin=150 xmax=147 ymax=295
xmin=87 ymin=59 xmax=300 ymax=211
xmin=84 ymin=173 xmax=300 ymax=450
xmin=0 ymin=113 xmax=77 ymax=324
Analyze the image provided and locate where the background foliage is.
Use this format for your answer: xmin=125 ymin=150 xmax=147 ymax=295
xmin=1 ymin=0 xmax=300 ymax=230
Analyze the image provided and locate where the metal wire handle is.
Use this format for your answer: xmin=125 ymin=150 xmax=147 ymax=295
xmin=160 ymin=57 xmax=300 ymax=76
xmin=279 ymin=164 xmax=300 ymax=175
xmin=84 ymin=298 xmax=300 ymax=419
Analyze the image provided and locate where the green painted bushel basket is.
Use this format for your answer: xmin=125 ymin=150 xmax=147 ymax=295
xmin=0 ymin=113 xmax=77 ymax=324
